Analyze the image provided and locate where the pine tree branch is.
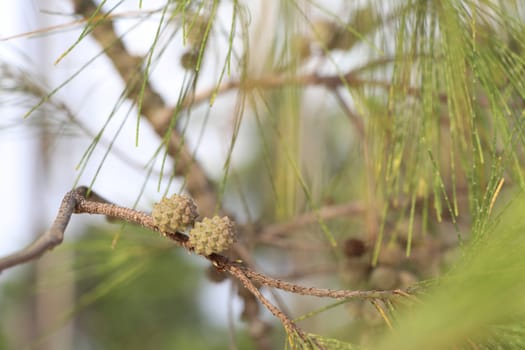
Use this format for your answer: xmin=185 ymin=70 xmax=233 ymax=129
xmin=175 ymin=70 xmax=450 ymax=114
xmin=72 ymin=0 xmax=217 ymax=216
xmin=255 ymin=185 xmax=471 ymax=244
xmin=257 ymin=201 xmax=366 ymax=242
xmin=226 ymin=263 xmax=310 ymax=346
xmin=0 ymin=188 xmax=79 ymax=272
xmin=215 ymin=256 xmax=406 ymax=301
xmin=0 ymin=187 xmax=186 ymax=273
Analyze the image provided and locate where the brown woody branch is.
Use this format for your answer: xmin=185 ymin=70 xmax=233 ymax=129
xmin=0 ymin=187 xmax=186 ymax=273
xmin=174 ymin=69 xmax=449 ymax=115
xmin=72 ymin=0 xmax=217 ymax=216
xmin=257 ymin=201 xmax=366 ymax=242
xmin=255 ymin=183 xmax=472 ymax=245
xmin=0 ymin=188 xmax=79 ymax=272
xmin=216 ymin=258 xmax=406 ymax=301
xmin=226 ymin=263 xmax=309 ymax=344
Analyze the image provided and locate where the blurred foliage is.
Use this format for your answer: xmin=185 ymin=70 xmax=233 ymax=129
xmin=374 ymin=194 xmax=525 ymax=350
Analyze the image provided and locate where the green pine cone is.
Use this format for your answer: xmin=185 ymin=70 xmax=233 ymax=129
xmin=152 ymin=194 xmax=198 ymax=233
xmin=189 ymin=216 xmax=236 ymax=256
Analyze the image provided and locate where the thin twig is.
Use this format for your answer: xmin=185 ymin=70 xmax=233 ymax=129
xmin=226 ymin=263 xmax=309 ymax=344
xmin=174 ymin=69 xmax=450 ymax=115
xmin=274 ymin=265 xmax=338 ymax=281
xmin=219 ymin=259 xmax=405 ymax=301
xmin=256 ymin=185 xmax=472 ymax=243
xmin=0 ymin=188 xmax=79 ymax=272
xmin=257 ymin=201 xmax=366 ymax=241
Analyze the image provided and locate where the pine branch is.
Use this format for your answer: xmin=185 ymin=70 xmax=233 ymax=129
xmin=227 ymin=263 xmax=311 ymax=346
xmin=173 ymin=69 xmax=451 ymax=115
xmin=257 ymin=201 xmax=366 ymax=242
xmin=72 ymin=0 xmax=217 ymax=216
xmin=219 ymin=259 xmax=407 ymax=301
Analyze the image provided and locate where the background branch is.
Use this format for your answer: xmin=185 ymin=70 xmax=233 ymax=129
xmin=173 ymin=69 xmax=451 ymax=118
xmin=73 ymin=0 xmax=217 ymax=216
xmin=257 ymin=201 xmax=366 ymax=242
